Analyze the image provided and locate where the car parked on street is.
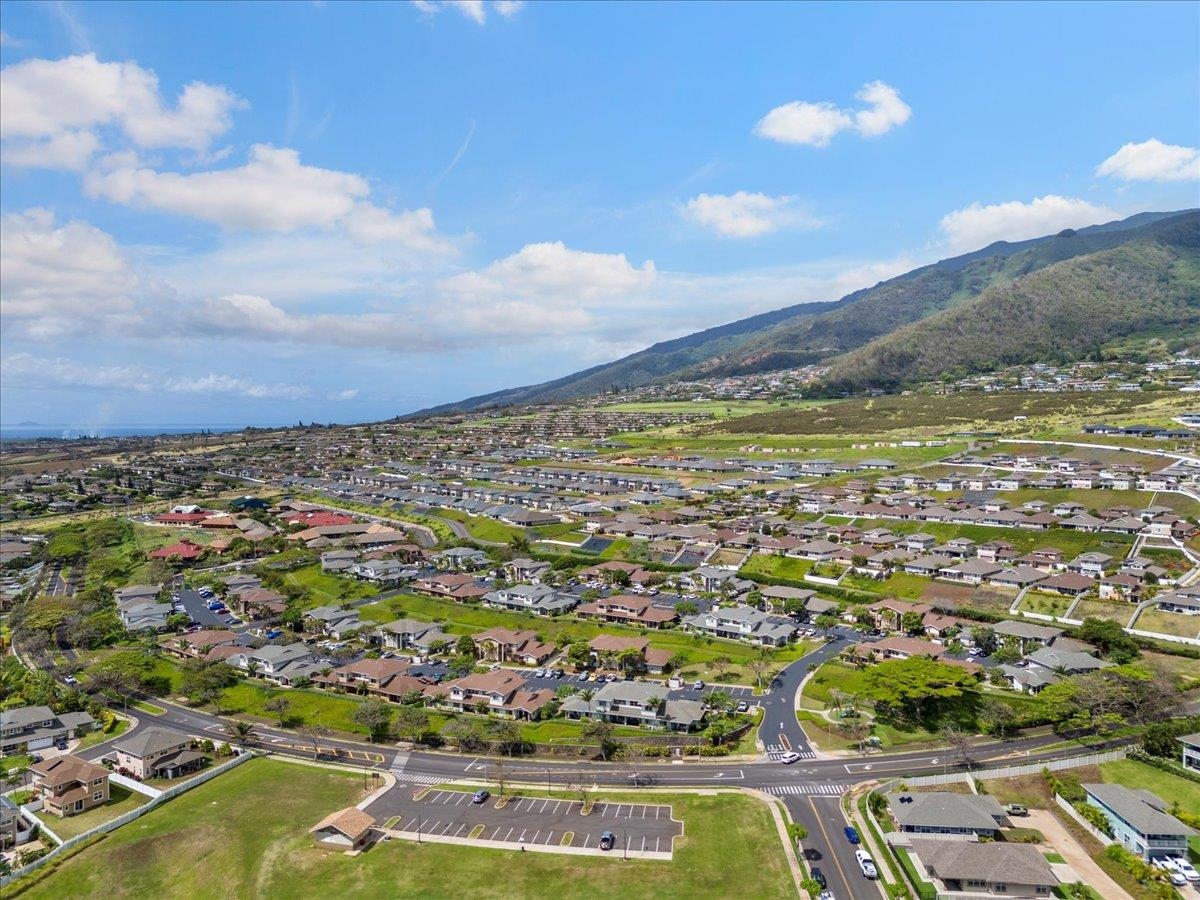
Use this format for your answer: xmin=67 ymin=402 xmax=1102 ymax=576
xmin=843 ymin=825 xmax=859 ymax=845
xmin=810 ymin=867 xmax=826 ymax=889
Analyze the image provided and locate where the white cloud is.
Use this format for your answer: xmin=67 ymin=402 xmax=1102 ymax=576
xmin=853 ymin=81 xmax=913 ymax=137
xmin=0 ymin=208 xmax=140 ymax=332
xmin=342 ymin=203 xmax=451 ymax=252
xmin=413 ymin=0 xmax=500 ymax=23
xmin=84 ymin=144 xmax=367 ymax=231
xmin=0 ymin=29 xmax=24 ymax=47
xmin=754 ymin=101 xmax=852 ymax=148
xmin=1 ymin=130 xmax=100 ymax=171
xmin=1096 ymin=138 xmax=1200 ymax=183
xmin=939 ymin=195 xmax=1118 ymax=253
xmin=0 ymin=53 xmax=245 ymax=167
xmin=1 ymin=352 xmax=312 ymax=400
xmin=494 ymin=0 xmax=525 ymax=17
xmin=683 ymin=191 xmax=818 ymax=238
xmin=755 ymin=80 xmax=911 ymax=146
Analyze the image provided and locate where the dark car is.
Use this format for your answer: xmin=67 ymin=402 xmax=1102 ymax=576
xmin=472 ymin=789 xmax=490 ymax=804
xmin=844 ymin=825 xmax=860 ymax=844
xmin=803 ymin=847 xmax=822 ymax=861
xmin=599 ymin=831 xmax=615 ymax=851
xmin=810 ymin=867 xmax=827 ymax=890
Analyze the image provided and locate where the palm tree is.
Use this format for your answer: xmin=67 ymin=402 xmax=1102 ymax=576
xmin=225 ymin=719 xmax=257 ymax=747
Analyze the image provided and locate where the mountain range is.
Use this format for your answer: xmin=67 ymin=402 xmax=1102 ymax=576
xmin=416 ymin=209 xmax=1200 ymax=415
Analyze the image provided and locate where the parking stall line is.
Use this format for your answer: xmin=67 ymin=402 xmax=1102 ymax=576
xmin=503 ymin=828 xmax=514 ymax=842
xmin=544 ymin=832 xmax=554 ymax=845
xmin=531 ymin=830 xmax=540 ymax=843
xmin=655 ymin=836 xmax=661 ymax=853
xmin=439 ymin=822 xmax=454 ymax=835
xmin=454 ymin=823 xmax=466 ymax=836
xmin=581 ymin=834 xmax=591 ymax=847
xmin=402 ymin=818 xmax=418 ymax=831
xmin=640 ymin=806 xmax=646 ymax=819
xmin=640 ymin=836 xmax=646 ymax=852
xmin=539 ymin=800 xmax=550 ymax=813
xmin=615 ymin=804 xmax=624 ymax=817
xmin=519 ymin=830 xmax=528 ymax=842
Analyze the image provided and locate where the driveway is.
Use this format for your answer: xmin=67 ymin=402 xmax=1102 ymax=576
xmin=1024 ymin=809 xmax=1132 ymax=900
xmin=366 ymin=786 xmax=683 ymax=857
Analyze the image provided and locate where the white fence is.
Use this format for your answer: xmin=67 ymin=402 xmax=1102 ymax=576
xmin=1055 ymin=793 xmax=1114 ymax=846
xmin=880 ymin=747 xmax=1127 ymax=789
xmin=1 ymin=751 xmax=252 ymax=889
xmin=108 ymin=771 xmax=161 ymax=798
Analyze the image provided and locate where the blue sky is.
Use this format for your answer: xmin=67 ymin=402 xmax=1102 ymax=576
xmin=2 ymin=0 xmax=1198 ymax=427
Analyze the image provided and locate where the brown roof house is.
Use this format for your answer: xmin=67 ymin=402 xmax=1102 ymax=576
xmin=310 ymin=807 xmax=376 ymax=851
xmin=28 ymin=754 xmax=110 ymax=817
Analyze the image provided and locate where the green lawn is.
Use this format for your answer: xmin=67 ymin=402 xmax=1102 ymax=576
xmin=12 ymin=758 xmax=798 ymax=900
xmin=1099 ymin=759 xmax=1200 ymax=814
xmin=740 ymin=554 xmax=813 ymax=581
xmin=75 ymin=716 xmax=130 ymax=749
xmin=434 ymin=508 xmax=525 ymax=543
xmin=44 ymin=784 xmax=152 ymax=840
xmin=283 ymin=565 xmax=378 ymax=607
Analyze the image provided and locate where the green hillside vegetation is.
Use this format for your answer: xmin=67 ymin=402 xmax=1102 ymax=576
xmin=416 ymin=209 xmax=1195 ymax=414
xmin=820 ymin=217 xmax=1200 ymax=393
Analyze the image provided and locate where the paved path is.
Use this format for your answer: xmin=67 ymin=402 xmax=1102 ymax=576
xmin=1024 ymin=809 xmax=1132 ymax=900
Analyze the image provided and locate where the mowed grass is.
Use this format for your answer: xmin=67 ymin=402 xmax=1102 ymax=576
xmin=1099 ymin=759 xmax=1200 ymax=815
xmin=284 ymin=565 xmax=377 ymax=607
xmin=45 ymin=784 xmax=152 ymax=840
xmin=740 ymin=553 xmax=813 ymax=581
xmin=13 ymin=758 xmax=798 ymax=900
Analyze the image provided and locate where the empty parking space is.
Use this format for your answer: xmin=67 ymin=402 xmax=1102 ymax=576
xmin=367 ymin=786 xmax=682 ymax=856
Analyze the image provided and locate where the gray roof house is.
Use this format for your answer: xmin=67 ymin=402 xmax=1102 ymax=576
xmin=1 ymin=706 xmax=95 ymax=754
xmin=906 ymin=839 xmax=1057 ymax=898
xmin=560 ymin=681 xmax=706 ymax=732
xmin=682 ymin=604 xmax=797 ymax=647
xmin=303 ymin=605 xmax=362 ymax=638
xmin=374 ymin=618 xmax=451 ymax=652
xmin=888 ymin=792 xmax=1007 ymax=837
xmin=483 ymin=583 xmax=578 ymax=616
xmin=118 ymin=601 xmax=173 ymax=632
xmin=1180 ymin=732 xmax=1200 ymax=772
xmin=1084 ymin=783 xmax=1197 ymax=860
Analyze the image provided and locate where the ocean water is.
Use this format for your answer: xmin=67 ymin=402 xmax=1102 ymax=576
xmin=0 ymin=424 xmax=254 ymax=441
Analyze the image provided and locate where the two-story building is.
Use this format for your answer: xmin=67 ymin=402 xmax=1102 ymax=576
xmin=681 ymin=604 xmax=797 ymax=647
xmin=560 ymin=680 xmax=705 ymax=732
xmin=0 ymin=706 xmax=95 ymax=754
xmin=428 ymin=670 xmax=554 ymax=719
xmin=1181 ymin=733 xmax=1200 ymax=772
xmin=111 ymin=727 xmax=205 ymax=780
xmin=1083 ymin=783 xmax=1197 ymax=861
xmin=28 ymin=754 xmax=110 ymax=817
xmin=482 ymin=583 xmax=578 ymax=616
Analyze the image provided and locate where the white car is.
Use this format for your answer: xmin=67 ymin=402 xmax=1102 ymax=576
xmin=1154 ymin=860 xmax=1187 ymax=886
xmin=855 ymin=849 xmax=878 ymax=879
xmin=1166 ymin=857 xmax=1200 ymax=883
xmin=779 ymin=751 xmax=802 ymax=764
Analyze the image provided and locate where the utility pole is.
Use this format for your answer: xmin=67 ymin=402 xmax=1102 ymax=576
xmin=623 ymin=830 xmax=628 ymax=860
xmin=417 ymin=814 xmax=422 ymax=844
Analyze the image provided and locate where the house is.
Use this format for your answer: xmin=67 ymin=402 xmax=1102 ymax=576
xmin=321 ymin=657 xmax=415 ymax=696
xmin=431 ymin=670 xmax=555 ymax=719
xmin=1083 ymin=783 xmax=1196 ymax=860
xmin=905 ymin=839 xmax=1057 ymax=898
xmin=160 ymin=628 xmax=238 ymax=659
xmin=560 ymin=680 xmax=706 ymax=732
xmin=1025 ymin=646 xmax=1109 ymax=675
xmin=483 ymin=583 xmax=578 ymax=616
xmin=502 ymin=557 xmax=552 ymax=583
xmin=0 ymin=706 xmax=95 ymax=754
xmin=112 ymin=727 xmax=205 ymax=780
xmin=682 ymin=604 xmax=797 ymax=647
xmin=349 ymin=559 xmax=409 ymax=586
xmin=148 ymin=539 xmax=205 ymax=561
xmin=847 ymin=636 xmax=948 ymax=663
xmin=114 ymin=584 xmax=160 ymax=604
xmin=412 ymin=572 xmax=490 ymax=602
xmin=310 ymin=807 xmax=376 ymax=851
xmin=1038 ymin=572 xmax=1095 ymax=597
xmin=28 ymin=754 xmax=110 ymax=818
xmin=586 ymin=634 xmax=674 ymax=674
xmin=576 ymin=595 xmax=678 ymax=628
xmin=0 ymin=800 xmax=35 ymax=849
xmin=228 ymin=586 xmax=288 ymax=619
xmin=1180 ymin=733 xmax=1200 ymax=772
xmin=686 ymin=566 xmax=755 ymax=594
xmin=303 ymin=605 xmax=362 ymax=639
xmin=321 ymin=549 xmax=359 ymax=573
xmin=118 ymin=601 xmax=173 ymax=632
xmin=373 ymin=618 xmax=452 ymax=653
xmin=229 ymin=643 xmax=323 ymax=685
xmin=472 ymin=627 xmax=556 ymax=665
xmin=888 ymin=792 xmax=1006 ymax=837
xmin=991 ymin=620 xmax=1062 ymax=650
xmin=429 ymin=547 xmax=491 ymax=571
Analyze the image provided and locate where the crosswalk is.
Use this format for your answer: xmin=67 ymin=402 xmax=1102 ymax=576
xmin=765 ymin=748 xmax=815 ymax=761
xmin=764 ymin=783 xmax=848 ymax=796
xmin=391 ymin=771 xmax=443 ymax=785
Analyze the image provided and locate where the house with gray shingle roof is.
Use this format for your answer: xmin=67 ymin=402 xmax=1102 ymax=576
xmin=888 ymin=792 xmax=1006 ymax=837
xmin=1084 ymin=783 xmax=1196 ymax=860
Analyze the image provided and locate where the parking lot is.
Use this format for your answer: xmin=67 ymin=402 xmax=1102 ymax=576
xmin=368 ymin=786 xmax=683 ymax=858
xmin=175 ymin=587 xmax=238 ymax=628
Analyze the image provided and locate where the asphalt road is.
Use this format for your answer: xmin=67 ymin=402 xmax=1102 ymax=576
xmin=757 ymin=628 xmax=853 ymax=758
xmin=788 ymin=794 xmax=880 ymax=900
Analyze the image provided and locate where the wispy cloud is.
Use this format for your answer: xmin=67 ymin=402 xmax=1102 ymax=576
xmin=431 ymin=118 xmax=475 ymax=188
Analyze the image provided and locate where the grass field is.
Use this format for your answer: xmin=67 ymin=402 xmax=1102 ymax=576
xmin=433 ymin=508 xmax=524 ymax=543
xmin=283 ymin=565 xmax=378 ymax=607
xmin=1133 ymin=608 xmax=1200 ymax=640
xmin=11 ymin=758 xmax=798 ymax=900
xmin=44 ymin=784 xmax=152 ymax=840
xmin=739 ymin=554 xmax=813 ymax=581
xmin=1098 ymin=758 xmax=1200 ymax=816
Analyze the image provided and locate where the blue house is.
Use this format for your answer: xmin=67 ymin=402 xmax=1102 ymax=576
xmin=1083 ymin=783 xmax=1195 ymax=861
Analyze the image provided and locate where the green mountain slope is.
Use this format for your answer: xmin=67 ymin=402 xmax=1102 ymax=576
xmin=414 ymin=209 xmax=1196 ymax=415
xmin=819 ymin=213 xmax=1200 ymax=393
